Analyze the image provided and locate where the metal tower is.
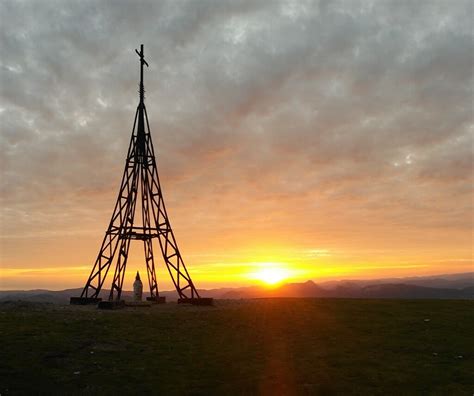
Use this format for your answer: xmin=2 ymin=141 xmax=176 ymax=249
xmin=71 ymin=45 xmax=211 ymax=307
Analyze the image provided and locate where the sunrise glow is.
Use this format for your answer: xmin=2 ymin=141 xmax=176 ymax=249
xmin=249 ymin=263 xmax=292 ymax=285
xmin=0 ymin=1 xmax=472 ymax=292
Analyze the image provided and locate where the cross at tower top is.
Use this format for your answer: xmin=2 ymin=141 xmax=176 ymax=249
xmin=135 ymin=44 xmax=149 ymax=104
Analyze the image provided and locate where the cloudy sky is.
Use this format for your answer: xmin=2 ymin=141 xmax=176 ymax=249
xmin=1 ymin=0 xmax=472 ymax=290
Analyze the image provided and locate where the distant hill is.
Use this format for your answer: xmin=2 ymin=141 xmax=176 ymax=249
xmin=0 ymin=272 xmax=472 ymax=303
xmin=318 ymin=272 xmax=474 ymax=290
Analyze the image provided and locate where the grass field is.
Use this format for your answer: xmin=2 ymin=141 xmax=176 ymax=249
xmin=0 ymin=298 xmax=472 ymax=395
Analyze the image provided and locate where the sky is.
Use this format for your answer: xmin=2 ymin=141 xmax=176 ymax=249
xmin=0 ymin=0 xmax=473 ymax=291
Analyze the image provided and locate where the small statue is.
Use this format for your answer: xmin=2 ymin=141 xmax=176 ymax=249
xmin=133 ymin=271 xmax=143 ymax=301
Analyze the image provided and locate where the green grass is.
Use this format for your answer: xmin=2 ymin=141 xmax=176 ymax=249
xmin=0 ymin=299 xmax=472 ymax=395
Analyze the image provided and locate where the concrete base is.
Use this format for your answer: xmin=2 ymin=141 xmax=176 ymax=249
xmin=146 ymin=296 xmax=166 ymax=304
xmin=70 ymin=297 xmax=102 ymax=305
xmin=98 ymin=300 xmax=125 ymax=310
xmin=125 ymin=301 xmax=152 ymax=308
xmin=178 ymin=297 xmax=214 ymax=306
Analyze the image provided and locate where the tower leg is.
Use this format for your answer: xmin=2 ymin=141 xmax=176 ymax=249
xmin=109 ymin=237 xmax=133 ymax=301
xmin=141 ymin=162 xmax=165 ymax=304
xmin=143 ymin=238 xmax=166 ymax=303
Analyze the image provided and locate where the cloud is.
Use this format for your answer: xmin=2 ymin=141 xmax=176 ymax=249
xmin=0 ymin=0 xmax=472 ymax=281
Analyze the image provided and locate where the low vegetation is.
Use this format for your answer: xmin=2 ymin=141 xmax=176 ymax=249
xmin=0 ymin=299 xmax=472 ymax=395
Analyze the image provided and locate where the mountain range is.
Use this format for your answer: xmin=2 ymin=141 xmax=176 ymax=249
xmin=0 ymin=272 xmax=472 ymax=303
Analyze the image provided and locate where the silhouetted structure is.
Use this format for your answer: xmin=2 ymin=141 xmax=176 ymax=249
xmin=71 ymin=45 xmax=212 ymax=307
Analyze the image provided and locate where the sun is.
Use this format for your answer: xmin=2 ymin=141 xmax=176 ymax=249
xmin=252 ymin=265 xmax=290 ymax=285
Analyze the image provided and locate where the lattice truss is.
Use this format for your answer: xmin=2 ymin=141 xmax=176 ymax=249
xmin=80 ymin=46 xmax=199 ymax=301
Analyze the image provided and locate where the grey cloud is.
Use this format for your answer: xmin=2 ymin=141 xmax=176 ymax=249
xmin=0 ymin=0 xmax=472 ymax=252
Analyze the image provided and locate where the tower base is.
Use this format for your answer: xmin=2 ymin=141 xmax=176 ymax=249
xmin=70 ymin=297 xmax=102 ymax=305
xmin=98 ymin=300 xmax=125 ymax=310
xmin=146 ymin=296 xmax=166 ymax=304
xmin=178 ymin=298 xmax=213 ymax=306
